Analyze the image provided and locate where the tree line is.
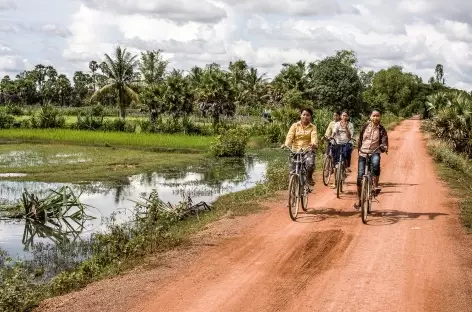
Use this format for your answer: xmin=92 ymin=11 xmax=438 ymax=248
xmin=0 ymin=47 xmax=463 ymax=125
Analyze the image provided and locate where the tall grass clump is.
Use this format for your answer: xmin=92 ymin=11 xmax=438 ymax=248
xmin=426 ymin=139 xmax=472 ymax=176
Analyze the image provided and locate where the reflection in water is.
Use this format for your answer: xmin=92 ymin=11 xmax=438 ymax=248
xmin=22 ymin=217 xmax=85 ymax=251
xmin=0 ymin=157 xmax=267 ymax=259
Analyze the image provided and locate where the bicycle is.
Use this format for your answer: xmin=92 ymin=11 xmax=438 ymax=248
xmin=282 ymin=146 xmax=312 ymax=221
xmin=322 ymin=137 xmax=334 ymax=186
xmin=328 ymin=138 xmax=355 ymax=198
xmin=360 ymin=144 xmax=388 ymax=224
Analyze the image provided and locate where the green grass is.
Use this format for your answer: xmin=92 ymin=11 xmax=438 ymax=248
xmin=424 ymin=133 xmax=472 ymax=233
xmin=435 ymin=165 xmax=472 ymax=233
xmin=0 ymin=143 xmax=204 ymax=183
xmin=0 ymin=128 xmax=214 ymax=152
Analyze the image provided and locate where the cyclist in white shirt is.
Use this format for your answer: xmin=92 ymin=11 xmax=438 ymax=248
xmin=331 ymin=111 xmax=354 ymax=173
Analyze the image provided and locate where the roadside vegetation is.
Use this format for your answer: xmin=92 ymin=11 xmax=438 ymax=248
xmin=420 ymin=90 xmax=472 ymax=232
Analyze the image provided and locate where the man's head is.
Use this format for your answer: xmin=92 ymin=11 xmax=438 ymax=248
xmin=333 ymin=111 xmax=341 ymax=121
xmin=341 ymin=110 xmax=349 ymax=122
xmin=300 ymin=108 xmax=313 ymax=124
xmin=370 ymin=109 xmax=381 ymax=125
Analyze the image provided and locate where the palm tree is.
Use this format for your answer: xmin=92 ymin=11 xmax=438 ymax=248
xmin=90 ymin=46 xmax=139 ymax=120
xmin=425 ymin=91 xmax=450 ymax=116
xmin=89 ymin=60 xmax=99 ymax=92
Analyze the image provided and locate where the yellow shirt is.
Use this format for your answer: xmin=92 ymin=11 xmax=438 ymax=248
xmin=324 ymin=120 xmax=336 ymax=138
xmin=284 ymin=121 xmax=318 ymax=151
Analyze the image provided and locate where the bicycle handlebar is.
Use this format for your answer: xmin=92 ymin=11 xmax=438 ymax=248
xmin=281 ymin=145 xmax=311 ymax=154
xmin=327 ymin=137 xmax=356 ymax=145
xmin=362 ymin=144 xmax=388 ymax=156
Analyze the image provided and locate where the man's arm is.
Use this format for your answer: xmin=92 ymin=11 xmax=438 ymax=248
xmin=381 ymin=126 xmax=389 ymax=151
xmin=357 ymin=123 xmax=367 ymax=151
xmin=311 ymin=125 xmax=318 ymax=147
xmin=349 ymin=123 xmax=354 ymax=140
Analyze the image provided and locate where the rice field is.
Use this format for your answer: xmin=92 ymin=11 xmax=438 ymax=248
xmin=0 ymin=128 xmax=214 ymax=151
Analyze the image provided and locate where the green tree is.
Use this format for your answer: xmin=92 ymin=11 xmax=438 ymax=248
xmin=162 ymin=69 xmax=194 ymax=119
xmin=55 ymin=74 xmax=73 ymax=106
xmin=196 ymin=64 xmax=236 ymax=129
xmin=90 ymin=46 xmax=140 ymax=120
xmin=139 ymin=50 xmax=169 ymax=85
xmin=435 ymin=64 xmax=445 ymax=85
xmin=89 ymin=60 xmax=99 ymax=92
xmin=307 ymin=50 xmax=362 ymax=115
xmin=72 ymin=71 xmax=93 ymax=106
xmin=363 ymin=65 xmax=421 ymax=115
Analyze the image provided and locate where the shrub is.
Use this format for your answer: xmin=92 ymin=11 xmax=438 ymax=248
xmin=0 ymin=252 xmax=43 ymax=312
xmin=209 ymin=127 xmax=250 ymax=157
xmin=74 ymin=105 xmax=105 ymax=130
xmin=102 ymin=119 xmax=136 ymax=133
xmin=0 ymin=110 xmax=15 ymax=129
xmin=5 ymin=104 xmax=25 ymax=116
xmin=31 ymin=105 xmax=66 ymax=129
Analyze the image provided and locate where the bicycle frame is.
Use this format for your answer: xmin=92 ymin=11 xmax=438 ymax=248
xmin=286 ymin=147 xmax=310 ymax=184
xmin=362 ymin=144 xmax=386 ymax=196
xmin=327 ymin=137 xmax=355 ymax=167
xmin=283 ymin=146 xmax=312 ymax=220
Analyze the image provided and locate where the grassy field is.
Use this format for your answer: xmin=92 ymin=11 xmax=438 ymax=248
xmin=0 ymin=143 xmax=205 ymax=183
xmin=0 ymin=129 xmax=214 ymax=151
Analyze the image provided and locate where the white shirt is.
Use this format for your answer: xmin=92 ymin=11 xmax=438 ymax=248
xmin=332 ymin=121 xmax=354 ymax=144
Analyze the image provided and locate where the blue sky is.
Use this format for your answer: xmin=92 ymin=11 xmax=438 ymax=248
xmin=1 ymin=0 xmax=471 ymax=90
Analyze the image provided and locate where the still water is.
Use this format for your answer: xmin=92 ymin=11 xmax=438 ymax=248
xmin=0 ymin=157 xmax=267 ymax=259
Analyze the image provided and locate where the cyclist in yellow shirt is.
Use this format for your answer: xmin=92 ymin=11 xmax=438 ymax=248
xmin=324 ymin=111 xmax=340 ymax=140
xmin=282 ymin=108 xmax=318 ymax=186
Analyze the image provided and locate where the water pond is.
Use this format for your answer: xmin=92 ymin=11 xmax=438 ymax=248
xmin=0 ymin=156 xmax=268 ymax=260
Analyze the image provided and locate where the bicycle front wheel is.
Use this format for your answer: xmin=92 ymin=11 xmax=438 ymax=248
xmin=361 ymin=176 xmax=369 ymax=224
xmin=322 ymin=155 xmax=332 ymax=186
xmin=336 ymin=163 xmax=343 ymax=198
xmin=288 ymin=174 xmax=299 ymax=221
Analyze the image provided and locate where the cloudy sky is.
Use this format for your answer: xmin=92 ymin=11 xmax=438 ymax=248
xmin=1 ymin=0 xmax=471 ymax=90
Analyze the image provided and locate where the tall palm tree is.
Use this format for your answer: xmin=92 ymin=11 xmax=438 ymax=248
xmin=89 ymin=60 xmax=99 ymax=92
xmin=90 ymin=46 xmax=139 ymax=120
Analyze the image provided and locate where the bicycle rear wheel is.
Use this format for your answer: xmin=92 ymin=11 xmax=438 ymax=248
xmin=322 ymin=155 xmax=332 ymax=186
xmin=361 ymin=176 xmax=369 ymax=224
xmin=288 ymin=174 xmax=299 ymax=221
xmin=301 ymin=183 xmax=309 ymax=212
xmin=367 ymin=178 xmax=373 ymax=214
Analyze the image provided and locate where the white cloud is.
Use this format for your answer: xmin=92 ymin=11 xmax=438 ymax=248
xmin=0 ymin=0 xmax=16 ymax=10
xmin=1 ymin=0 xmax=472 ymax=91
xmin=0 ymin=55 xmax=25 ymax=73
xmin=82 ymin=0 xmax=227 ymax=23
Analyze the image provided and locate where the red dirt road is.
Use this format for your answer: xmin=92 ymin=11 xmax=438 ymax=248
xmin=38 ymin=119 xmax=472 ymax=312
